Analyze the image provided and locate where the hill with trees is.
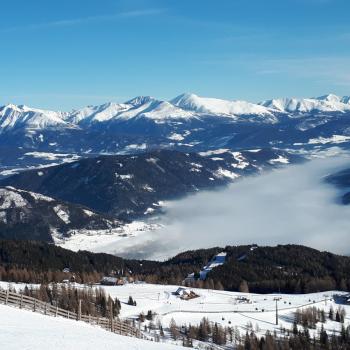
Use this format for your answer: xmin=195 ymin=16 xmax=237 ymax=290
xmin=0 ymin=240 xmax=349 ymax=294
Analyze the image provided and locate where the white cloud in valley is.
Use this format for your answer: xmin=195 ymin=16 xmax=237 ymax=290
xmin=115 ymin=156 xmax=350 ymax=260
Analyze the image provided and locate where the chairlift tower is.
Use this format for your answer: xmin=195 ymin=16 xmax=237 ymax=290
xmin=273 ymin=297 xmax=282 ymax=325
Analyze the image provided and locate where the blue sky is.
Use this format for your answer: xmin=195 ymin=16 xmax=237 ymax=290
xmin=1 ymin=0 xmax=350 ymax=110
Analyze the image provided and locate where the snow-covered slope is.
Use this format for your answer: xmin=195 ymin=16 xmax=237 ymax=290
xmin=101 ymin=284 xmax=350 ymax=333
xmin=0 ymin=303 xmax=184 ymax=350
xmin=3 ymin=281 xmax=348 ymax=349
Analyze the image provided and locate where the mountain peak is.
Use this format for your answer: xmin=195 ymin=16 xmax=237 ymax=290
xmin=125 ymin=96 xmax=156 ymax=107
xmin=170 ymin=92 xmax=198 ymax=104
xmin=316 ymin=94 xmax=341 ymax=103
xmin=1 ymin=103 xmax=24 ymax=111
xmin=171 ymin=93 xmax=273 ymax=116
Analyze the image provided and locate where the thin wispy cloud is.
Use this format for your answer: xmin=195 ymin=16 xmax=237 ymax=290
xmin=200 ymin=54 xmax=350 ymax=89
xmin=0 ymin=8 xmax=165 ymax=33
xmin=256 ymin=56 xmax=350 ymax=87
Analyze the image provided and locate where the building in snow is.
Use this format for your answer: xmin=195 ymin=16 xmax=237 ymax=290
xmin=100 ymin=276 xmax=134 ymax=286
xmin=174 ymin=287 xmax=199 ymax=300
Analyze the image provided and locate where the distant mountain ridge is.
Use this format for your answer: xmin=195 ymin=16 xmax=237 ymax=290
xmin=1 ymin=93 xmax=350 ymax=168
xmin=1 ymin=93 xmax=350 ymax=132
xmin=260 ymin=93 xmax=350 ymax=113
xmin=0 ymin=149 xmax=298 ymax=220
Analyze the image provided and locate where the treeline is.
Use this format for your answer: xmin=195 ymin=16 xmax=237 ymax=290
xmin=0 ymin=239 xmax=127 ymax=274
xmin=0 ymin=266 xmax=103 ymax=284
xmin=1 ymin=240 xmax=350 ymax=294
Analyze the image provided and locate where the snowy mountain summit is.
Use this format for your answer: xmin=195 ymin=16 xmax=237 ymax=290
xmin=171 ymin=93 xmax=273 ymax=116
xmin=260 ymin=93 xmax=350 ymax=113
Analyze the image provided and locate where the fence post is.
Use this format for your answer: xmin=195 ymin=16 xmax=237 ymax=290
xmin=78 ymin=299 xmax=82 ymax=321
xmin=20 ymin=292 xmax=23 ymax=309
xmin=5 ymin=289 xmax=9 ymax=305
xmin=55 ymin=305 xmax=58 ymax=317
xmin=67 ymin=310 xmax=70 ymax=319
xmin=109 ymin=299 xmax=113 ymax=332
xmin=44 ymin=303 xmax=47 ymax=315
xmin=33 ymin=299 xmax=36 ymax=312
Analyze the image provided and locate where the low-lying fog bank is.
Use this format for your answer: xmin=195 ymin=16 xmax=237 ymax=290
xmin=110 ymin=156 xmax=350 ymax=260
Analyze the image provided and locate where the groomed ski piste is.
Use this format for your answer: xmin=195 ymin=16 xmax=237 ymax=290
xmin=1 ymin=281 xmax=349 ymax=349
xmin=0 ymin=303 xmax=185 ymax=350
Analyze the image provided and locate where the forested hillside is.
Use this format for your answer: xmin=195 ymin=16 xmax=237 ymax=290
xmin=0 ymin=240 xmax=349 ymax=294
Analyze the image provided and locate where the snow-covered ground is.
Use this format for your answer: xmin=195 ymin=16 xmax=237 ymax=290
xmin=0 ymin=303 xmax=185 ymax=350
xmin=100 ymin=284 xmax=349 ymax=336
xmin=2 ymin=281 xmax=349 ymax=339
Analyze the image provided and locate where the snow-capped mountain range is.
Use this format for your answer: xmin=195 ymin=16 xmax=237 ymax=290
xmin=1 ymin=93 xmax=350 ymax=131
xmin=0 ymin=92 xmax=349 ymax=162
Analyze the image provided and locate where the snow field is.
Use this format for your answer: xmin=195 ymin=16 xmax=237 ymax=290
xmin=1 ymin=281 xmax=349 ymax=346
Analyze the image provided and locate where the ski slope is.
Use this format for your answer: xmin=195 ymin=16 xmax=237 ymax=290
xmin=0 ymin=303 xmax=185 ymax=350
xmin=2 ymin=281 xmax=349 ymax=344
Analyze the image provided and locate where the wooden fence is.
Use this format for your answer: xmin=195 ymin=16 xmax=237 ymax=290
xmin=0 ymin=289 xmax=146 ymax=340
